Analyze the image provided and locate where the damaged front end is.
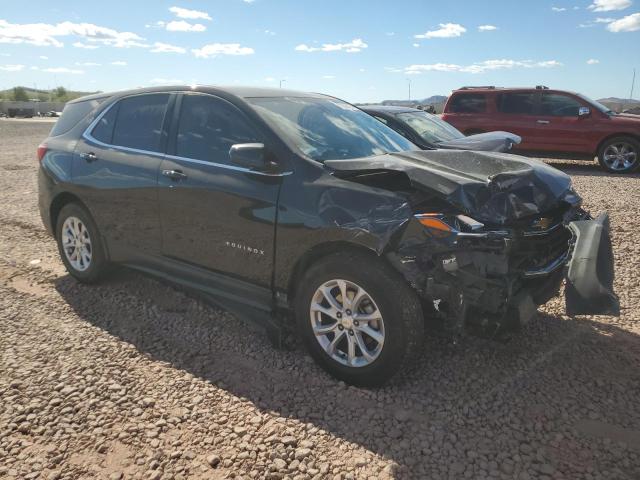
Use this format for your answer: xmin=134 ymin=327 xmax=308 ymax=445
xmin=326 ymin=149 xmax=619 ymax=336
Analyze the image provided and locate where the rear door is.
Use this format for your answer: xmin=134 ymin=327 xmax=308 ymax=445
xmin=533 ymin=92 xmax=592 ymax=153
xmin=494 ymin=92 xmax=542 ymax=151
xmin=444 ymin=93 xmax=489 ymax=134
xmin=157 ymin=92 xmax=282 ymax=289
xmin=74 ymin=93 xmax=171 ymax=260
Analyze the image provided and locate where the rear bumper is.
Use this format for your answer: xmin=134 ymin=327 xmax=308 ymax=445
xmin=565 ymin=213 xmax=620 ymax=316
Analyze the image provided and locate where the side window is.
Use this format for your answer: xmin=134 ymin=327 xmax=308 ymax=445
xmin=449 ymin=94 xmax=487 ymax=113
xmin=50 ymin=98 xmax=104 ymax=137
xmin=91 ymin=103 xmax=118 ymax=144
xmin=176 ymin=94 xmax=260 ymax=164
xmin=540 ymin=94 xmax=582 ymax=116
xmin=497 ymin=93 xmax=537 ymax=115
xmin=111 ymin=94 xmax=170 ymax=152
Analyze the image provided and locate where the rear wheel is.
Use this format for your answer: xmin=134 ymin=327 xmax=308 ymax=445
xmin=55 ymin=203 xmax=109 ymax=283
xmin=294 ymin=251 xmax=424 ymax=387
xmin=598 ymin=136 xmax=639 ymax=173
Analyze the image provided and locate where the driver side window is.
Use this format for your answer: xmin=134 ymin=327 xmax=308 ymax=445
xmin=540 ymin=94 xmax=583 ymax=117
xmin=176 ymin=94 xmax=261 ymax=165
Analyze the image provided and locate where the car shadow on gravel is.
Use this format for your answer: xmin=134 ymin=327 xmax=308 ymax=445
xmin=54 ymin=269 xmax=640 ymax=477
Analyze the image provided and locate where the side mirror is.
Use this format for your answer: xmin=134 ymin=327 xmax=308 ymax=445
xmin=229 ymin=143 xmax=268 ymax=171
xmin=578 ymin=106 xmax=591 ymax=117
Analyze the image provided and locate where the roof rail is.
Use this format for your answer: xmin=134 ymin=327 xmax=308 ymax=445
xmin=535 ymin=85 xmax=549 ymax=89
xmin=459 ymin=86 xmax=496 ymax=90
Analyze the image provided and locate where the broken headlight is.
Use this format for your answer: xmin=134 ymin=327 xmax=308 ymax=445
xmin=414 ymin=213 xmax=485 ymax=235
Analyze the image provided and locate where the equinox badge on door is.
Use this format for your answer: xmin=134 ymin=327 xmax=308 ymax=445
xmin=225 ymin=241 xmax=265 ymax=256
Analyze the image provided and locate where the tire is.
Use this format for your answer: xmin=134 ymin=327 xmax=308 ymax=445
xmin=55 ymin=203 xmax=109 ymax=283
xmin=597 ymin=136 xmax=640 ymax=173
xmin=294 ymin=251 xmax=424 ymax=387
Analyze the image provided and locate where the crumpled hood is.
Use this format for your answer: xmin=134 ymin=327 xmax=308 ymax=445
xmin=436 ymin=131 xmax=521 ymax=153
xmin=325 ymin=149 xmax=579 ymax=225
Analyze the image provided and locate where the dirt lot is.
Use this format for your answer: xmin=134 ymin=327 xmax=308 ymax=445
xmin=0 ymin=118 xmax=639 ymax=480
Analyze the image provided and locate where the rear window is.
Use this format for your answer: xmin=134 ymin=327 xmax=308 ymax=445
xmin=50 ymin=99 xmax=103 ymax=137
xmin=497 ymin=93 xmax=537 ymax=115
xmin=111 ymin=94 xmax=169 ymax=152
xmin=448 ymin=94 xmax=487 ymax=113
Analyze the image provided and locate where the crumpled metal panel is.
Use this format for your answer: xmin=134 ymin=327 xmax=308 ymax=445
xmin=436 ymin=131 xmax=522 ymax=153
xmin=326 ymin=149 xmax=579 ymax=225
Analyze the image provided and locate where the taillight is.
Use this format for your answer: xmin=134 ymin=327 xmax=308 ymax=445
xmin=37 ymin=143 xmax=48 ymax=163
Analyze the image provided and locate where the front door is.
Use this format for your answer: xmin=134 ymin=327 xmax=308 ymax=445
xmin=157 ymin=93 xmax=282 ymax=289
xmin=532 ymin=92 xmax=592 ymax=154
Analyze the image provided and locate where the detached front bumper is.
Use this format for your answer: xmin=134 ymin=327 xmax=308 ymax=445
xmin=565 ymin=213 xmax=620 ymax=316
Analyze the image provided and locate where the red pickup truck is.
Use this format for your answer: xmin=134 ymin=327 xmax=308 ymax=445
xmin=442 ymin=86 xmax=640 ymax=173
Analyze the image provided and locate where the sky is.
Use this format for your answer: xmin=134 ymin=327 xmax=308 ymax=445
xmin=0 ymin=0 xmax=639 ymax=103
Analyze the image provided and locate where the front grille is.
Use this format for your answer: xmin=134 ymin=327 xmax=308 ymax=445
xmin=512 ymin=222 xmax=572 ymax=272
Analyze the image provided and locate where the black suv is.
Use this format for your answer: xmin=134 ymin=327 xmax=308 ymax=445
xmin=38 ymin=86 xmax=619 ymax=386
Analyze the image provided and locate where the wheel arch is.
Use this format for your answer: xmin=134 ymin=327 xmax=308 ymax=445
xmin=49 ymin=192 xmax=92 ymax=239
xmin=287 ymin=241 xmax=384 ymax=304
xmin=596 ymin=132 xmax=640 ymax=157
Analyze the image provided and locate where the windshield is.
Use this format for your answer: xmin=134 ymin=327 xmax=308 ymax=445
xmin=247 ymin=96 xmax=418 ymax=161
xmin=576 ymin=93 xmax=614 ymax=115
xmin=396 ymin=111 xmax=464 ymax=144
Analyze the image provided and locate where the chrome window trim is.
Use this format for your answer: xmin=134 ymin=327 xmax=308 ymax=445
xmin=82 ymin=92 xmax=292 ymax=177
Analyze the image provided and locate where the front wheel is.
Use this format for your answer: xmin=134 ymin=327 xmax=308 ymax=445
xmin=294 ymin=252 xmax=424 ymax=387
xmin=598 ymin=136 xmax=639 ymax=173
xmin=55 ymin=203 xmax=109 ymax=283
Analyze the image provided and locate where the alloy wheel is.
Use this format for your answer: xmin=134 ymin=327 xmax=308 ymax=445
xmin=309 ymin=279 xmax=385 ymax=367
xmin=61 ymin=216 xmax=92 ymax=271
xmin=603 ymin=142 xmax=637 ymax=171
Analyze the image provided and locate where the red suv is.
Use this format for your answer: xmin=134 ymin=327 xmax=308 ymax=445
xmin=442 ymin=86 xmax=640 ymax=173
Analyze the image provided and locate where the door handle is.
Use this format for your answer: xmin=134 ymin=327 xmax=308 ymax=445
xmin=536 ymin=120 xmax=550 ymax=125
xmin=80 ymin=152 xmax=97 ymax=162
xmin=162 ymin=169 xmax=188 ymax=180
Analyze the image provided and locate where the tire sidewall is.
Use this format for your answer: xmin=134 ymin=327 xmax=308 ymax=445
xmin=294 ymin=253 xmax=420 ymax=386
xmin=55 ymin=203 xmax=107 ymax=282
xmin=598 ymin=136 xmax=640 ymax=173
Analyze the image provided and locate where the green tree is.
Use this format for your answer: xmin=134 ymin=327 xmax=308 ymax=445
xmin=53 ymin=86 xmax=67 ymax=100
xmin=37 ymin=93 xmax=48 ymax=102
xmin=12 ymin=86 xmax=29 ymax=101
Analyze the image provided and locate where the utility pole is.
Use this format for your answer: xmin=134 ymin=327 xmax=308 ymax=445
xmin=279 ymin=79 xmax=286 ymax=88
xmin=406 ymin=78 xmax=411 ymax=101
xmin=630 ymin=68 xmax=636 ymax=100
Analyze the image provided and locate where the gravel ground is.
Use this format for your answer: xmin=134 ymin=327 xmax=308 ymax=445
xmin=0 ymin=118 xmax=639 ymax=480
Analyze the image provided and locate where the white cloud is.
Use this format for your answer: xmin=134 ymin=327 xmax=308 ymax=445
xmin=42 ymin=67 xmax=84 ymax=74
xmin=587 ymin=58 xmax=600 ymax=64
xmin=168 ymin=6 xmax=212 ymax=20
xmin=322 ymin=75 xmax=335 ymax=79
xmin=39 ymin=55 xmax=48 ymax=60
xmin=149 ymin=78 xmax=184 ymax=84
xmin=111 ymin=61 xmax=127 ymax=66
xmin=0 ymin=64 xmax=24 ymax=71
xmin=552 ymin=6 xmax=567 ymax=11
xmin=595 ymin=17 xmax=616 ymax=22
xmin=0 ymin=20 xmax=145 ymax=48
xmin=73 ymin=41 xmax=100 ymax=49
xmin=294 ymin=38 xmax=367 ymax=53
xmin=412 ymin=42 xmax=420 ymax=47
xmin=607 ymin=12 xmax=640 ymax=31
xmin=264 ymin=77 xmax=276 ymax=82
xmin=243 ymin=0 xmax=255 ymax=3
xmin=415 ymin=23 xmax=466 ymax=39
xmin=75 ymin=61 xmax=101 ymax=66
xmin=165 ymin=20 xmax=206 ymax=32
xmin=588 ymin=0 xmax=631 ymax=11
xmin=478 ymin=25 xmax=498 ymax=31
xmin=264 ymin=29 xmax=276 ymax=35
xmin=403 ymin=59 xmax=563 ymax=75
xmin=192 ymin=43 xmax=255 ymax=58
xmin=150 ymin=42 xmax=186 ymax=53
